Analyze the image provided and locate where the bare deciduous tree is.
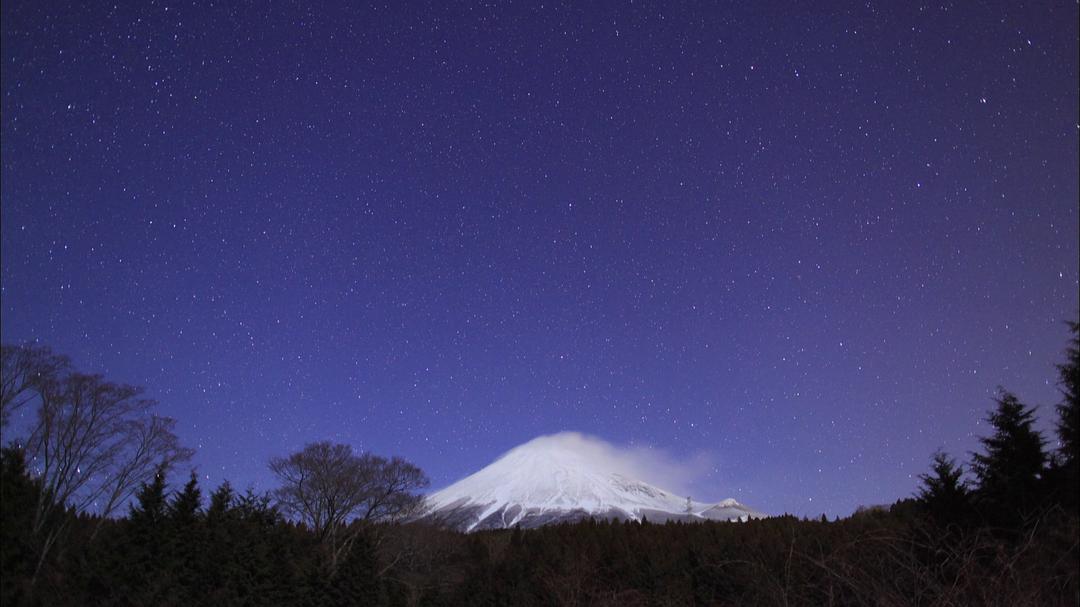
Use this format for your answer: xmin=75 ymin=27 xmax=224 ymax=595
xmin=1 ymin=344 xmax=195 ymax=583
xmin=91 ymin=415 xmax=191 ymax=539
xmin=29 ymin=373 xmax=192 ymax=525
xmin=269 ymin=441 xmax=428 ymax=570
xmin=0 ymin=344 xmax=69 ymax=429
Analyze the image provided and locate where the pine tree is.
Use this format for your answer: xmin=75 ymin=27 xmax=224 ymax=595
xmin=970 ymin=391 xmax=1047 ymax=526
xmin=1057 ymin=322 xmax=1080 ymax=461
xmin=916 ymin=450 xmax=970 ymax=526
xmin=206 ymin=480 xmax=234 ymax=522
xmin=165 ymin=471 xmax=205 ymax=603
xmin=124 ymin=465 xmax=171 ymax=604
xmin=129 ymin=466 xmax=168 ymax=527
xmin=200 ymin=480 xmax=238 ymax=602
xmin=1052 ymin=321 xmax=1079 ymax=510
xmin=1 ymin=447 xmax=42 ymax=604
xmin=168 ymin=471 xmax=202 ymax=525
xmin=327 ymin=529 xmax=380 ymax=606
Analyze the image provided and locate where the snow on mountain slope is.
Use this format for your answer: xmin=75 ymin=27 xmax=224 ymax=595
xmin=422 ymin=432 xmax=764 ymax=531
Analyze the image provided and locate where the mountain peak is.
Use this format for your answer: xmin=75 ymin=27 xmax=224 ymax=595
xmin=490 ymin=432 xmax=643 ymax=474
xmin=422 ymin=432 xmax=764 ymax=531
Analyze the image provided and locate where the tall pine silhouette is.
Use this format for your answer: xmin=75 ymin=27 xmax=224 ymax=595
xmin=917 ymin=450 xmax=970 ymax=526
xmin=970 ymin=391 xmax=1046 ymax=527
xmin=1053 ymin=321 xmax=1079 ymax=510
xmin=123 ymin=466 xmax=171 ymax=603
xmin=129 ymin=466 xmax=168 ymax=527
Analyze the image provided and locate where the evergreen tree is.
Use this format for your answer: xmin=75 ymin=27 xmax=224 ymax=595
xmin=1 ymin=447 xmax=42 ymax=605
xmin=916 ymin=450 xmax=970 ymax=526
xmin=129 ymin=466 xmax=168 ymax=527
xmin=165 ymin=471 xmax=204 ymax=604
xmin=168 ymin=471 xmax=202 ymax=525
xmin=970 ymin=391 xmax=1047 ymax=526
xmin=123 ymin=465 xmax=171 ymax=604
xmin=200 ymin=480 xmax=239 ymax=602
xmin=207 ymin=480 xmax=234 ymax=522
xmin=234 ymin=487 xmax=280 ymax=525
xmin=327 ymin=529 xmax=380 ymax=606
xmin=1051 ymin=321 xmax=1080 ymax=511
xmin=1057 ymin=321 xmax=1080 ymax=462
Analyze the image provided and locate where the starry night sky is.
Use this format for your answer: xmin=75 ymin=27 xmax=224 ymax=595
xmin=2 ymin=1 xmax=1077 ymax=517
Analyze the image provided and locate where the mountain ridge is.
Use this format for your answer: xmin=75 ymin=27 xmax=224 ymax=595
xmin=420 ymin=432 xmax=764 ymax=531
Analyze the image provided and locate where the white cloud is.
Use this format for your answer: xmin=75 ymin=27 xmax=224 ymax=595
xmin=519 ymin=431 xmax=715 ymax=497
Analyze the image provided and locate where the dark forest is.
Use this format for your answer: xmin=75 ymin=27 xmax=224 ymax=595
xmin=2 ymin=323 xmax=1078 ymax=606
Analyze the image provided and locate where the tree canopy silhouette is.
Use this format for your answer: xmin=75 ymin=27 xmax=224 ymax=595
xmin=917 ymin=450 xmax=970 ymax=526
xmin=970 ymin=391 xmax=1046 ymax=525
xmin=269 ymin=441 xmax=428 ymax=570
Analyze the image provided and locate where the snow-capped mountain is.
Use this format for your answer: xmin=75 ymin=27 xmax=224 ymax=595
xmin=421 ymin=433 xmax=765 ymax=531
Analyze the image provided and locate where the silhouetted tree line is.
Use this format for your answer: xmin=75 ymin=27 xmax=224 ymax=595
xmin=1 ymin=322 xmax=1078 ymax=606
